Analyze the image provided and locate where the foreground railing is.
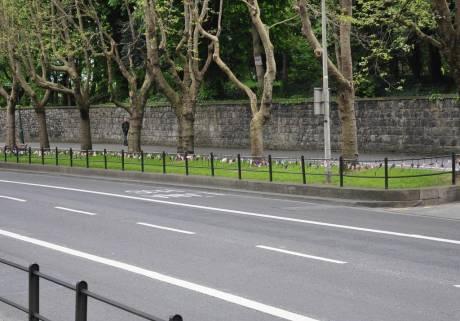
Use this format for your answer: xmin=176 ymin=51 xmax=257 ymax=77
xmin=1 ymin=146 xmax=458 ymax=189
xmin=0 ymin=257 xmax=183 ymax=321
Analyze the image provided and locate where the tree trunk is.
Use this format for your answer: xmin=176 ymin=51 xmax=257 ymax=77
xmin=176 ymin=99 xmax=196 ymax=154
xmin=249 ymin=112 xmax=265 ymax=158
xmin=6 ymin=100 xmax=16 ymax=148
xmin=128 ymin=110 xmax=143 ymax=153
xmin=177 ymin=114 xmax=195 ymax=154
xmin=337 ymin=85 xmax=358 ymax=160
xmin=338 ymin=0 xmax=359 ymax=160
xmin=429 ymin=44 xmax=442 ymax=83
xmin=78 ymin=106 xmax=92 ymax=150
xmin=35 ymin=106 xmax=50 ymax=149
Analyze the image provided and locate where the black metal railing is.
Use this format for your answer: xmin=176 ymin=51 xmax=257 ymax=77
xmin=0 ymin=257 xmax=183 ymax=321
xmin=0 ymin=146 xmax=458 ymax=189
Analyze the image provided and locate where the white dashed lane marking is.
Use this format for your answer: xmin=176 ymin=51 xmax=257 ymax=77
xmin=256 ymin=245 xmax=347 ymax=264
xmin=137 ymin=222 xmax=195 ymax=235
xmin=0 ymin=195 xmax=26 ymax=202
xmin=54 ymin=207 xmax=97 ymax=216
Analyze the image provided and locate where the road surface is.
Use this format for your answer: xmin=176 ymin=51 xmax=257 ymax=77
xmin=0 ymin=170 xmax=459 ymax=321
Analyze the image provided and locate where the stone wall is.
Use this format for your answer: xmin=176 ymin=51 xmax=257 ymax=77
xmin=0 ymin=97 xmax=459 ymax=153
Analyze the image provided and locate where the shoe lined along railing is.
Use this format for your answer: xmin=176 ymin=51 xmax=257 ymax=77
xmin=1 ymin=146 xmax=458 ymax=189
xmin=0 ymin=257 xmax=183 ymax=321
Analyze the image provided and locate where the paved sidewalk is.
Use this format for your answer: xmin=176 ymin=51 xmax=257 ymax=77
xmin=25 ymin=142 xmax=422 ymax=160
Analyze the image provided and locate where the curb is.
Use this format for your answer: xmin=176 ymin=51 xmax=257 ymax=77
xmin=0 ymin=162 xmax=459 ymax=207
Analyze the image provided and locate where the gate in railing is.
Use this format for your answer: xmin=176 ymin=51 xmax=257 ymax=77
xmin=0 ymin=258 xmax=183 ymax=321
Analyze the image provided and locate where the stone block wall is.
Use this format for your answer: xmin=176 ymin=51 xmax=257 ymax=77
xmin=0 ymin=97 xmax=459 ymax=153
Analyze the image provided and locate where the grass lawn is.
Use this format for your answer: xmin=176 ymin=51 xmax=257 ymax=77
xmin=1 ymin=150 xmax=454 ymax=189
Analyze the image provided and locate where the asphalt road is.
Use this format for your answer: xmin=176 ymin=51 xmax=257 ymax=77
xmin=0 ymin=170 xmax=459 ymax=321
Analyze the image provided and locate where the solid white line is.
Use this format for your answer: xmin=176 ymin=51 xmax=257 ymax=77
xmin=137 ymin=222 xmax=195 ymax=235
xmin=0 ymin=228 xmax=318 ymax=321
xmin=0 ymin=179 xmax=459 ymax=246
xmin=0 ymin=195 xmax=26 ymax=202
xmin=54 ymin=207 xmax=97 ymax=216
xmin=256 ymin=245 xmax=347 ymax=264
xmin=454 ymin=285 xmax=460 ymax=288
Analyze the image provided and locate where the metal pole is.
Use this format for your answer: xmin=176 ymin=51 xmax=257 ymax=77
xmin=384 ymin=157 xmax=389 ymax=190
xmin=121 ymin=150 xmax=125 ymax=171
xmin=28 ymin=147 xmax=32 ymax=164
xmin=162 ymin=151 xmax=167 ymax=174
xmin=210 ymin=153 xmax=215 ymax=176
xmin=141 ymin=151 xmax=144 ymax=172
xmin=301 ymin=156 xmax=306 ymax=184
xmin=16 ymin=146 xmax=19 ymax=163
xmin=339 ymin=156 xmax=344 ymax=187
xmin=103 ymin=149 xmax=107 ymax=170
xmin=41 ymin=147 xmax=44 ymax=165
xmin=237 ymin=154 xmax=242 ymax=180
xmin=55 ymin=147 xmax=59 ymax=166
xmin=452 ymin=152 xmax=456 ymax=185
xmin=185 ymin=153 xmax=189 ymax=176
xmin=321 ymin=0 xmax=332 ymax=183
xmin=86 ymin=150 xmax=89 ymax=168
xmin=268 ymin=155 xmax=273 ymax=182
xmin=70 ymin=148 xmax=73 ymax=167
xmin=75 ymin=281 xmax=88 ymax=321
xmin=28 ymin=264 xmax=40 ymax=321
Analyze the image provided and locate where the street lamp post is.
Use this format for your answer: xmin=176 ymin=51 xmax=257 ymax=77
xmin=321 ymin=0 xmax=332 ymax=183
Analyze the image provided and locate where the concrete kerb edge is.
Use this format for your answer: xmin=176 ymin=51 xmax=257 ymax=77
xmin=0 ymin=162 xmax=458 ymax=207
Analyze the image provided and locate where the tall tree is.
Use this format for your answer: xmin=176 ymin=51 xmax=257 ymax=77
xmin=22 ymin=0 xmax=101 ymax=150
xmin=86 ymin=0 xmax=153 ymax=153
xmin=295 ymin=0 xmax=359 ymax=160
xmin=1 ymin=0 xmax=52 ymax=149
xmin=0 ymin=1 xmax=19 ymax=148
xmin=143 ymin=0 xmax=217 ymax=154
xmin=201 ymin=0 xmax=277 ymax=157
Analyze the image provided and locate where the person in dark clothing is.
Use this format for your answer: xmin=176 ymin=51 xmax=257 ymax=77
xmin=122 ymin=119 xmax=130 ymax=146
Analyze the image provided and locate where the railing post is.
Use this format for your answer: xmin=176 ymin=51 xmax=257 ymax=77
xmin=452 ymin=152 xmax=457 ymax=185
xmin=384 ymin=157 xmax=389 ymax=190
xmin=301 ymin=155 xmax=306 ymax=184
xmin=162 ymin=151 xmax=166 ymax=174
xmin=85 ymin=150 xmax=89 ymax=168
xmin=121 ymin=150 xmax=125 ymax=171
xmin=75 ymin=281 xmax=88 ymax=321
xmin=141 ymin=151 xmax=144 ymax=172
xmin=237 ymin=154 xmax=242 ymax=180
xmin=268 ymin=155 xmax=273 ymax=182
xmin=55 ymin=147 xmax=59 ymax=166
xmin=41 ymin=147 xmax=44 ymax=165
xmin=210 ymin=153 xmax=215 ymax=177
xmin=103 ymin=149 xmax=107 ymax=170
xmin=28 ymin=147 xmax=32 ymax=164
xmin=339 ymin=156 xmax=344 ymax=187
xmin=70 ymin=148 xmax=73 ymax=167
xmin=185 ymin=153 xmax=189 ymax=176
xmin=28 ymin=263 xmax=39 ymax=321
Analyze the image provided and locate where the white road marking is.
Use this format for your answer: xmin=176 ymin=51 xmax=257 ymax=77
xmin=54 ymin=207 xmax=97 ymax=216
xmin=0 ymin=228 xmax=318 ymax=321
xmin=1 ymin=179 xmax=459 ymax=246
xmin=454 ymin=285 xmax=460 ymax=288
xmin=256 ymin=245 xmax=347 ymax=264
xmin=137 ymin=222 xmax=195 ymax=235
xmin=0 ymin=195 xmax=26 ymax=202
